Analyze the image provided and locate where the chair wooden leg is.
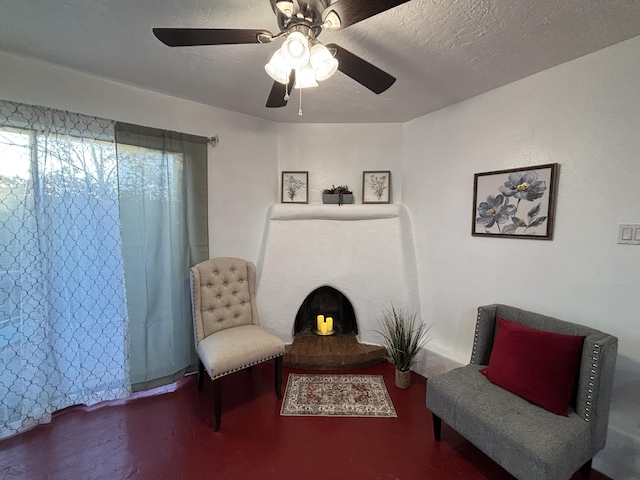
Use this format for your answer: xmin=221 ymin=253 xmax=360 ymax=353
xmin=197 ymin=360 xmax=205 ymax=391
xmin=580 ymin=459 xmax=592 ymax=478
xmin=432 ymin=413 xmax=442 ymax=441
xmin=275 ymin=356 xmax=283 ymax=400
xmin=213 ymin=378 xmax=222 ymax=431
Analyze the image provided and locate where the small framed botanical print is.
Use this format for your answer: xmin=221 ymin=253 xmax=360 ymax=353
xmin=281 ymin=171 xmax=308 ymax=203
xmin=362 ymin=171 xmax=391 ymax=204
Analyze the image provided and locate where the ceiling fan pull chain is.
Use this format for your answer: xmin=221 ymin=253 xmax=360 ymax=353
xmin=298 ymin=87 xmax=303 ymax=116
xmin=284 ymin=72 xmax=290 ymax=101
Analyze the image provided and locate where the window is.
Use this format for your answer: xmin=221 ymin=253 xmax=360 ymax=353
xmin=0 ymin=109 xmax=128 ymax=438
xmin=0 ymin=102 xmax=208 ymax=438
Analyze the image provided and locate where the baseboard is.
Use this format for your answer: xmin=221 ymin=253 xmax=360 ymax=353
xmin=594 ymin=418 xmax=640 ymax=479
xmin=413 ymin=344 xmax=465 ymax=379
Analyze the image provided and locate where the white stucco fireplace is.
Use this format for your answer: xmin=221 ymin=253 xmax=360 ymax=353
xmin=256 ymin=204 xmax=421 ymax=346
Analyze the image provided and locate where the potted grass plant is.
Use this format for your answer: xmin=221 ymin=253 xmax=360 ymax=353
xmin=322 ymin=185 xmax=353 ymax=206
xmin=377 ymin=304 xmax=433 ymax=388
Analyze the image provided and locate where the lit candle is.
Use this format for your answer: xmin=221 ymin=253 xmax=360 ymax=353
xmin=319 ymin=322 xmax=328 ymax=334
xmin=326 ymin=317 xmax=333 ymax=332
xmin=317 ymin=315 xmax=324 ymax=332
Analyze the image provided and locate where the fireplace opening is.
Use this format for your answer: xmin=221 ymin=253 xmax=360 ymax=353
xmin=286 ymin=286 xmax=385 ymax=369
xmin=294 ymin=286 xmax=358 ymax=336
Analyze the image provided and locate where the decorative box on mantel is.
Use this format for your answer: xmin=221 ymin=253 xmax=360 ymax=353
xmin=322 ymin=193 xmax=354 ymax=205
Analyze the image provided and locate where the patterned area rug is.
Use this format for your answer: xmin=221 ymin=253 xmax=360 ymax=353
xmin=280 ymin=374 xmax=397 ymax=418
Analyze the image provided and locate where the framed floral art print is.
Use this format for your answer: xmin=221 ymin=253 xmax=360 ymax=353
xmin=472 ymin=163 xmax=558 ymax=240
xmin=281 ymin=171 xmax=308 ymax=203
xmin=362 ymin=170 xmax=391 ymax=204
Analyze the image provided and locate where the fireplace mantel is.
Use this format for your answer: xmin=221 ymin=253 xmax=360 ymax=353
xmin=268 ymin=204 xmax=402 ymax=222
xmin=256 ymin=203 xmax=420 ymax=346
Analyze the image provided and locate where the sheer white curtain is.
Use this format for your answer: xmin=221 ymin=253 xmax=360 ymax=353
xmin=115 ymin=123 xmax=208 ymax=390
xmin=0 ymin=101 xmax=130 ymax=439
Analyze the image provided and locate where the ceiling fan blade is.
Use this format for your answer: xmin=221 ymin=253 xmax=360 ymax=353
xmin=326 ymin=44 xmax=396 ymax=94
xmin=266 ymin=71 xmax=296 ymax=108
xmin=323 ymin=0 xmax=410 ymax=29
xmin=153 ymin=28 xmax=273 ymax=47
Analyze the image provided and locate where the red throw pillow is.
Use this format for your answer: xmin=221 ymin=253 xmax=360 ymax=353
xmin=480 ymin=317 xmax=585 ymax=416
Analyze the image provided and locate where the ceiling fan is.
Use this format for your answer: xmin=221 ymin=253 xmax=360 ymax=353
xmin=153 ymin=0 xmax=410 ymax=111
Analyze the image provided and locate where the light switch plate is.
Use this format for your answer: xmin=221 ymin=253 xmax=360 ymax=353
xmin=618 ymin=224 xmax=640 ymax=245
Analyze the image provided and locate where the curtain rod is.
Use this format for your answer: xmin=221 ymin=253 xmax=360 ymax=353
xmin=207 ymin=135 xmax=219 ymax=147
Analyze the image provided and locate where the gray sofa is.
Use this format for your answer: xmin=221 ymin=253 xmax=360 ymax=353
xmin=426 ymin=304 xmax=618 ymax=480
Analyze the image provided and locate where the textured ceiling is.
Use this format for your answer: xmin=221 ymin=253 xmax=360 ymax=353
xmin=1 ymin=0 xmax=639 ymax=123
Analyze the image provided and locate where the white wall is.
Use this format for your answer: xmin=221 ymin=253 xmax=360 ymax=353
xmin=276 ymin=123 xmax=403 ymax=204
xmin=0 ymin=50 xmax=277 ymax=262
xmin=402 ymin=36 xmax=640 ymax=479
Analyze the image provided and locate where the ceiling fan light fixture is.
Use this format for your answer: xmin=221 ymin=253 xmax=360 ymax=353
xmin=265 ymin=50 xmax=291 ymax=84
xmin=309 ymin=43 xmax=338 ymax=81
xmin=294 ymin=64 xmax=318 ymax=89
xmin=280 ymin=31 xmax=310 ymax=68
xmin=155 ymin=0 xmax=406 ymax=111
xmin=275 ymin=1 xmax=295 ymax=17
xmin=322 ymin=10 xmax=341 ymax=30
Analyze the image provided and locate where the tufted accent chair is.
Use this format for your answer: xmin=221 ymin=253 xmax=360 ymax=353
xmin=190 ymin=257 xmax=285 ymax=431
xmin=426 ymin=304 xmax=618 ymax=480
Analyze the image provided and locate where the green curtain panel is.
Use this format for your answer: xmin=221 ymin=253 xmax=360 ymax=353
xmin=115 ymin=122 xmax=209 ymax=391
